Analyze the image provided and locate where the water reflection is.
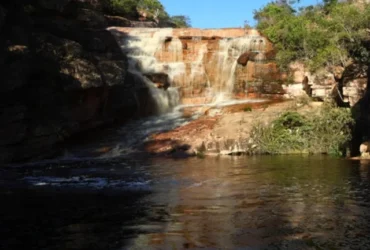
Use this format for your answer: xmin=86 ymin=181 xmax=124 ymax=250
xmin=1 ymin=156 xmax=370 ymax=249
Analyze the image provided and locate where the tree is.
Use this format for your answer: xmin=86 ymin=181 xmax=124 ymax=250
xmin=253 ymin=0 xmax=370 ymax=71
xmin=170 ymin=15 xmax=191 ymax=28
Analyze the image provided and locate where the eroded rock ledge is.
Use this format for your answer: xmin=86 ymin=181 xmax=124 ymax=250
xmin=0 ymin=0 xmax=158 ymax=163
xmin=143 ymin=101 xmax=298 ymax=157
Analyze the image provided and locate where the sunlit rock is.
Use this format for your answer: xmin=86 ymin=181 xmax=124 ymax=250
xmin=108 ymin=27 xmax=283 ymax=105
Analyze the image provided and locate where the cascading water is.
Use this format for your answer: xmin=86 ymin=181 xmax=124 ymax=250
xmin=122 ymin=28 xmax=185 ymax=114
xmin=212 ymin=36 xmax=266 ymax=102
xmin=24 ymin=28 xmax=271 ymax=162
xmin=112 ymin=27 xmax=268 ymax=107
xmin=190 ymin=43 xmax=207 ymax=83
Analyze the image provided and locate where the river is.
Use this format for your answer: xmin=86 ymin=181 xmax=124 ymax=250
xmin=1 ymin=155 xmax=370 ymax=249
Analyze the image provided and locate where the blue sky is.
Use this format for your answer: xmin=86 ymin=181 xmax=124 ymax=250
xmin=161 ymin=0 xmax=322 ymax=28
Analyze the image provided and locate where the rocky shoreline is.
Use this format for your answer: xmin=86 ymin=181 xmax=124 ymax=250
xmin=143 ymin=100 xmax=319 ymax=157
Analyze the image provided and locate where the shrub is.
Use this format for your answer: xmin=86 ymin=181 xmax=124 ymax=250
xmin=250 ymin=101 xmax=354 ymax=155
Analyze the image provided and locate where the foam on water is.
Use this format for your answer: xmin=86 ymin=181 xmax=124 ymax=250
xmin=22 ymin=176 xmax=151 ymax=190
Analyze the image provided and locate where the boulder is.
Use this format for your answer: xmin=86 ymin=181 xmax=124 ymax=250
xmin=237 ymin=51 xmax=258 ymax=66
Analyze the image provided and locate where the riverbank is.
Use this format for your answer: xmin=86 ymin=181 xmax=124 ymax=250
xmin=144 ymin=98 xmax=331 ymax=157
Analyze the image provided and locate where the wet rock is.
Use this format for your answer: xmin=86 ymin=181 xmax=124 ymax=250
xmin=144 ymin=73 xmax=170 ymax=89
xmin=237 ymin=51 xmax=258 ymax=66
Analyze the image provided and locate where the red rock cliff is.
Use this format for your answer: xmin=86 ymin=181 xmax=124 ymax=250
xmin=109 ymin=27 xmax=281 ymax=103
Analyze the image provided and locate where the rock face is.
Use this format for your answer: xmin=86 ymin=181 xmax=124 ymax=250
xmin=109 ymin=27 xmax=282 ymax=102
xmin=145 ymin=101 xmax=296 ymax=156
xmin=237 ymin=51 xmax=259 ymax=66
xmin=285 ymin=62 xmax=368 ymax=107
xmin=0 ymin=1 xmax=163 ymax=163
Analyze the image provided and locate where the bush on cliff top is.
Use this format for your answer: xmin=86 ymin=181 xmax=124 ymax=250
xmin=250 ymin=101 xmax=354 ymax=156
xmin=253 ymin=0 xmax=370 ymax=71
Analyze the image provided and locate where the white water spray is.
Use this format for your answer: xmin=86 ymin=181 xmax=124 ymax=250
xmin=123 ymin=28 xmax=185 ymax=113
xmin=211 ymin=36 xmax=266 ymax=103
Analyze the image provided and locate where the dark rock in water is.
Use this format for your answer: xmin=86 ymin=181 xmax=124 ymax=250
xmin=144 ymin=73 xmax=170 ymax=90
xmin=237 ymin=51 xmax=259 ymax=66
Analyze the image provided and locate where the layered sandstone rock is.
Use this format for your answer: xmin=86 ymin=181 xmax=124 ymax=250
xmin=109 ymin=27 xmax=282 ymax=102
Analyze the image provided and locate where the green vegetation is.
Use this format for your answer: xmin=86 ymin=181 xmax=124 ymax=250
xmin=105 ymin=0 xmax=191 ymax=27
xmin=169 ymin=15 xmax=192 ymax=28
xmin=250 ymin=101 xmax=354 ymax=155
xmin=108 ymin=0 xmax=167 ymax=19
xmin=253 ymin=0 xmax=370 ymax=71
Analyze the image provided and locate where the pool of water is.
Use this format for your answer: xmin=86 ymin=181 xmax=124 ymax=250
xmin=1 ymin=155 xmax=370 ymax=249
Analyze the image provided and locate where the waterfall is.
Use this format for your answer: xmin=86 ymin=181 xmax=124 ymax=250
xmin=212 ymin=36 xmax=266 ymax=101
xmin=110 ymin=27 xmax=268 ymax=107
xmin=190 ymin=43 xmax=208 ymax=86
xmin=122 ymin=28 xmax=185 ymax=114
